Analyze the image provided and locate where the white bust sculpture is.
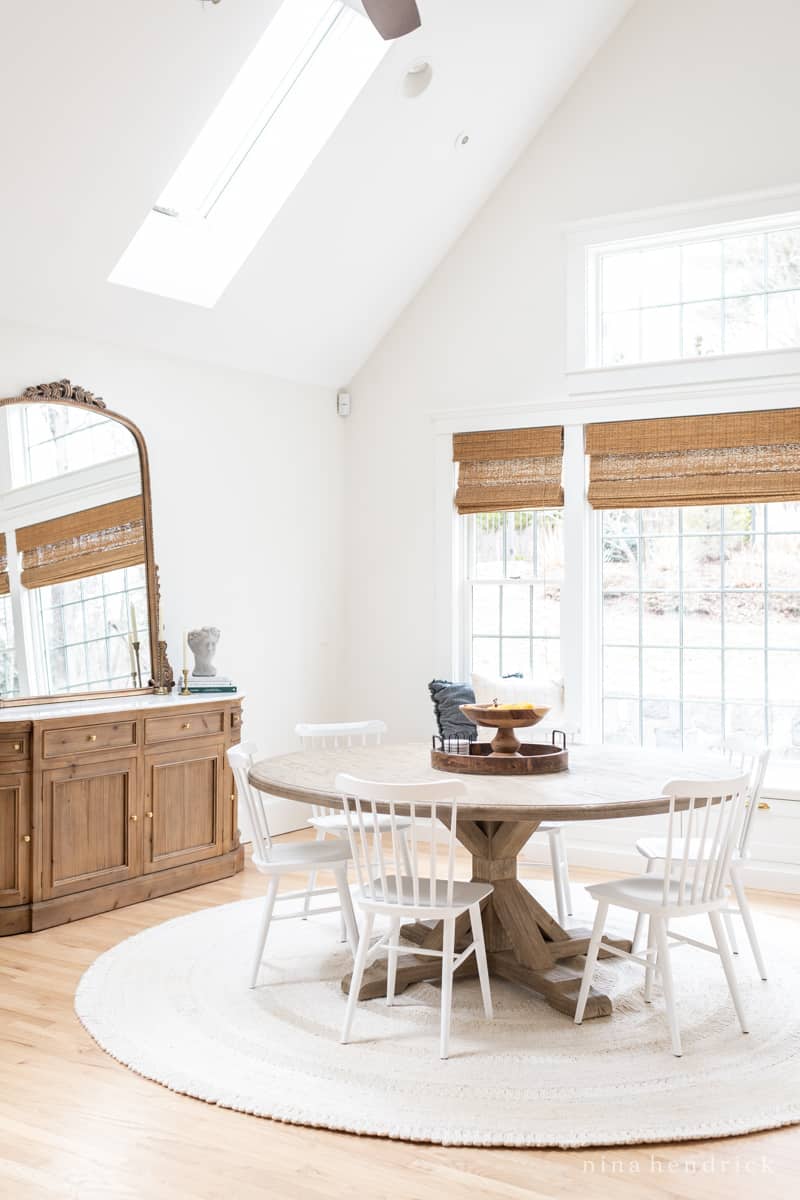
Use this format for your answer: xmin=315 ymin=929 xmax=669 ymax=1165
xmin=188 ymin=626 xmax=220 ymax=677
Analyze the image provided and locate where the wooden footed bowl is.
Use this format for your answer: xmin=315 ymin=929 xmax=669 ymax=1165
xmin=459 ymin=703 xmax=551 ymax=757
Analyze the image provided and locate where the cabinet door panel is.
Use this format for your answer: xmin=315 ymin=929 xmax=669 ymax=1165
xmin=0 ymin=774 xmax=31 ymax=906
xmin=41 ymin=760 xmax=140 ymax=899
xmin=145 ymin=746 xmax=223 ymax=873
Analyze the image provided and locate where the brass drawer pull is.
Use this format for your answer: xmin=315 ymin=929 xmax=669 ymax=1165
xmin=230 ymin=793 xmax=236 ymax=803
xmin=13 ymin=742 xmax=21 ymax=751
xmin=87 ymin=734 xmax=97 ymax=743
xmin=146 ymin=811 xmax=153 ymax=819
xmin=130 ymin=814 xmax=138 ymax=822
xmin=23 ymin=834 xmax=31 ymax=843
xmin=182 ymin=722 xmax=191 ymax=730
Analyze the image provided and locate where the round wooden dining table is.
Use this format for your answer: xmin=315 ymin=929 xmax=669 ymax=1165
xmin=249 ymin=742 xmax=729 ymax=1020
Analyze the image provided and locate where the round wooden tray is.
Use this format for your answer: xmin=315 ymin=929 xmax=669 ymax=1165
xmin=431 ymin=740 xmax=568 ymax=776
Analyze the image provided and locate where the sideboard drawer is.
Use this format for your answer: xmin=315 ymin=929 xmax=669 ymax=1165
xmin=0 ymin=734 xmax=29 ymax=763
xmin=145 ymin=710 xmax=225 ymax=745
xmin=42 ymin=720 xmax=137 ymax=760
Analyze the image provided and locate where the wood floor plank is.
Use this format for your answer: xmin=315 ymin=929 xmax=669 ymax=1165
xmin=0 ymin=837 xmax=797 ymax=1200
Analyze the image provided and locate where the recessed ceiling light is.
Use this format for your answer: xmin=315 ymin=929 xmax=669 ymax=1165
xmin=454 ymin=131 xmax=471 ymax=150
xmin=402 ymin=59 xmax=432 ymax=99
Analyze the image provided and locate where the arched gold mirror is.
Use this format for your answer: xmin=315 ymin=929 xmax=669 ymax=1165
xmin=0 ymin=380 xmax=173 ymax=705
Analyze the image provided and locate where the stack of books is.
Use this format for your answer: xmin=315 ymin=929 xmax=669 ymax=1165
xmin=187 ymin=674 xmax=238 ymax=694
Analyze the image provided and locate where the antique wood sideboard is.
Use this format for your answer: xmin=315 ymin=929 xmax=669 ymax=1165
xmin=0 ymin=694 xmax=244 ymax=934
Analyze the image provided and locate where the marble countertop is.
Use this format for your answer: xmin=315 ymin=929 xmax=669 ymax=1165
xmin=0 ymin=692 xmax=242 ymax=722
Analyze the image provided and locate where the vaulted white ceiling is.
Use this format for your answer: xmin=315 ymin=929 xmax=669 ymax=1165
xmin=0 ymin=0 xmax=633 ymax=386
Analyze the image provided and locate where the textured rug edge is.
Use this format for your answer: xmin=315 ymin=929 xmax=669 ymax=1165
xmin=73 ymin=915 xmax=800 ymax=1150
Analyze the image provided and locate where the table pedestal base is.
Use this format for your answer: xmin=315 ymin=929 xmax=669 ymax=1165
xmin=341 ymin=818 xmax=632 ymax=1019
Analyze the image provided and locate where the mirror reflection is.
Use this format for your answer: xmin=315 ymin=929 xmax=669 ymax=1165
xmin=0 ymin=401 xmax=151 ymax=699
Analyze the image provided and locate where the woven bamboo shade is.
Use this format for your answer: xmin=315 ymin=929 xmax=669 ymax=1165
xmin=0 ymin=533 xmax=8 ymax=597
xmin=453 ymin=427 xmax=564 ymax=514
xmin=17 ymin=496 xmax=145 ymax=589
xmin=586 ymin=409 xmax=800 ymax=509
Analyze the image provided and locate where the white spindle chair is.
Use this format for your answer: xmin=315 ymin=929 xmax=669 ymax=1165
xmin=335 ymin=773 xmax=494 ymax=1060
xmin=631 ymin=744 xmax=770 ymax=979
xmin=575 ymin=774 xmax=751 ymax=1057
xmin=295 ymin=721 xmax=411 ymax=934
xmin=228 ymin=744 xmax=359 ymax=987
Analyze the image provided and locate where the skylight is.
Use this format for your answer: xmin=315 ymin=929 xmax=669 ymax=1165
xmin=109 ymin=1 xmax=389 ymax=308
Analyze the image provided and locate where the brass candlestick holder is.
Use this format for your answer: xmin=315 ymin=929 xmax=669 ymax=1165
xmin=180 ymin=668 xmax=190 ymax=696
xmin=132 ymin=640 xmax=142 ymax=689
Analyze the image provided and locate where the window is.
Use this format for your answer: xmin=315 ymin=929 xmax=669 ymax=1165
xmin=466 ymin=510 xmax=563 ymax=681
xmin=7 ymin=403 xmax=134 ymax=488
xmin=109 ymin=0 xmax=389 ymax=307
xmin=0 ymin=595 xmax=18 ymax=697
xmin=602 ymin=502 xmax=800 ymax=750
xmin=36 ymin=565 xmax=150 ymax=694
xmin=589 ymin=212 xmax=800 ymax=367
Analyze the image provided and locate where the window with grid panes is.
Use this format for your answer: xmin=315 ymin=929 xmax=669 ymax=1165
xmin=0 ymin=594 xmax=18 ymax=697
xmin=602 ymin=502 xmax=800 ymax=750
xmin=467 ymin=510 xmax=563 ymax=680
xmin=594 ymin=217 xmax=800 ymax=367
xmin=35 ymin=565 xmax=150 ymax=694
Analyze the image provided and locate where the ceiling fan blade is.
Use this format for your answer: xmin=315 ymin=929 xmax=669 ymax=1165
xmin=361 ymin=0 xmax=421 ymax=40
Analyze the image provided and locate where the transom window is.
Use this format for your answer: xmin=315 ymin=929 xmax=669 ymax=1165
xmin=590 ymin=212 xmax=800 ymax=367
xmin=466 ymin=510 xmax=563 ymax=681
xmin=7 ymin=403 xmax=134 ymax=488
xmin=602 ymin=502 xmax=800 ymax=750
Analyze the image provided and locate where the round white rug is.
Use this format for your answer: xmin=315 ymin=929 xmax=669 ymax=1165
xmin=75 ymin=884 xmax=800 ymax=1147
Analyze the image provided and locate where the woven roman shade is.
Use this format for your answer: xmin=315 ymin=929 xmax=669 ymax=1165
xmin=453 ymin=427 xmax=564 ymax=514
xmin=0 ymin=533 xmax=8 ymax=597
xmin=586 ymin=409 xmax=800 ymax=509
xmin=16 ymin=496 xmax=145 ymax=589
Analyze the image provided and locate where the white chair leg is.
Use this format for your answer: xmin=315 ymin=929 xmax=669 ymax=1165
xmin=250 ymin=876 xmax=279 ymax=988
xmin=644 ymin=915 xmax=656 ymax=1003
xmin=469 ymin=902 xmax=493 ymax=1020
xmin=574 ymin=900 xmax=608 ymax=1024
xmin=632 ymin=858 xmax=656 ymax=954
xmin=709 ymin=910 xmax=749 ymax=1035
xmin=730 ymin=867 xmax=767 ymax=981
xmin=386 ymin=917 xmax=401 ymax=1006
xmin=440 ymin=917 xmax=456 ymax=1060
xmin=333 ymin=865 xmax=359 ymax=958
xmin=302 ymin=830 xmax=326 ymax=919
xmin=723 ymin=907 xmax=739 ymax=955
xmin=548 ymin=829 xmax=567 ymax=927
xmin=555 ymin=827 xmax=573 ymax=916
xmin=341 ymin=910 xmax=375 ymax=1045
xmin=653 ymin=917 xmax=681 ymax=1057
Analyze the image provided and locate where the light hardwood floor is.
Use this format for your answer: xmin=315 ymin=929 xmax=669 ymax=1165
xmin=1 ymin=835 xmax=797 ymax=1200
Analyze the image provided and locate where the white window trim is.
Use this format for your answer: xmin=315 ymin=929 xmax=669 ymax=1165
xmin=565 ymin=183 xmax=800 ymax=394
xmin=432 ymin=377 xmax=800 ymax=799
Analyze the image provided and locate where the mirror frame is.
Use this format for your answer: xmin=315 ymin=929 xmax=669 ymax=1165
xmin=0 ymin=378 xmax=174 ymax=706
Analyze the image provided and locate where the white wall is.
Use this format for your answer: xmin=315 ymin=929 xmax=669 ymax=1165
xmin=343 ymin=0 xmax=800 ymax=739
xmin=0 ymin=318 xmax=345 ymax=831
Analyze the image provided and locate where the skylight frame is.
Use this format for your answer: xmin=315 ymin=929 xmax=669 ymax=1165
xmin=109 ymin=0 xmax=391 ymax=308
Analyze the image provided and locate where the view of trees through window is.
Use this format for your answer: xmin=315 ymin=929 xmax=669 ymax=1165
xmin=602 ymin=502 xmax=800 ymax=749
xmin=9 ymin=403 xmax=134 ymax=487
xmin=0 ymin=595 xmax=18 ymax=697
xmin=37 ymin=565 xmax=150 ymax=694
xmin=599 ymin=222 xmax=800 ymax=366
xmin=467 ymin=510 xmax=563 ymax=681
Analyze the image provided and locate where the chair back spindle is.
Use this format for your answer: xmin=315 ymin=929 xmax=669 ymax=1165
xmin=296 ymin=722 xmax=387 ymax=819
xmin=660 ymin=774 xmax=750 ymax=908
xmin=228 ymin=743 xmax=273 ymax=866
xmin=334 ymin=774 xmax=464 ymax=910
